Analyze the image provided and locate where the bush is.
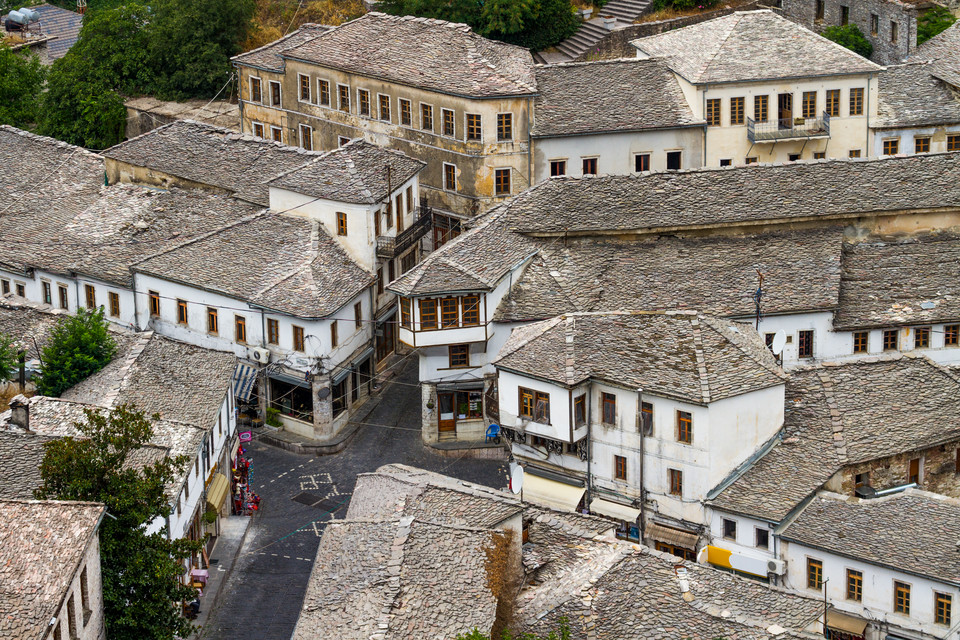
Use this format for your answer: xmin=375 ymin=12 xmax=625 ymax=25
xmin=37 ymin=307 xmax=117 ymax=396
xmin=821 ymin=24 xmax=873 ymax=59
xmin=651 ymin=0 xmax=720 ymax=13
xmin=917 ymin=6 xmax=956 ymax=46
xmin=0 ymin=44 xmax=46 ymax=128
xmin=265 ymin=406 xmax=283 ymax=427
xmin=0 ymin=333 xmax=18 ymax=382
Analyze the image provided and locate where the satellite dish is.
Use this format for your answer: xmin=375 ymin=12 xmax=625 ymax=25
xmin=509 ymin=464 xmax=524 ymax=495
xmin=771 ymin=330 xmax=787 ymax=355
xmin=316 ymin=387 xmax=331 ymax=400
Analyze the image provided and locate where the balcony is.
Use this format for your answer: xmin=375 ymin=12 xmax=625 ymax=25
xmin=747 ymin=112 xmax=830 ymax=143
xmin=376 ymin=203 xmax=433 ymax=259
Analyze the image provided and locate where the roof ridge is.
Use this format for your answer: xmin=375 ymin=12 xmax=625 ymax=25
xmin=0 ymin=125 xmax=103 ymax=160
xmin=100 ymin=330 xmax=154 ymax=410
xmin=689 ymin=315 xmax=711 ymax=403
xmin=564 ymin=315 xmax=578 ymax=386
xmin=814 ymin=368 xmax=849 ymax=465
xmin=496 ymin=316 xmax=565 ymax=363
xmin=699 ymin=316 xmax=786 ymax=380
xmin=699 ymin=12 xmax=745 ymax=83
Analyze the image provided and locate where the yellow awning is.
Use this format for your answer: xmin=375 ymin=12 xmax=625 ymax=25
xmin=590 ymin=498 xmax=640 ymax=523
xmin=522 ymin=473 xmax=585 ymax=512
xmin=206 ymin=473 xmax=230 ymax=512
xmin=827 ymin=610 xmax=868 ymax=635
xmin=646 ymin=522 xmax=699 ymax=550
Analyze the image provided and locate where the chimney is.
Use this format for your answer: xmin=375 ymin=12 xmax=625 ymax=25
xmin=9 ymin=394 xmax=29 ymax=431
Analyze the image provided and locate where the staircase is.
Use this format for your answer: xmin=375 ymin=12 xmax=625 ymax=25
xmin=548 ymin=0 xmax=651 ymax=62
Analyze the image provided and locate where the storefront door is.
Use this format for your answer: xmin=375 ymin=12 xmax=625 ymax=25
xmin=438 ymin=392 xmax=456 ymax=432
xmin=377 ymin=318 xmax=396 ymax=363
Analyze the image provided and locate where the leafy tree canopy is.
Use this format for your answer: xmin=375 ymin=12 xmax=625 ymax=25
xmin=455 ymin=617 xmax=572 ymax=640
xmin=35 ymin=404 xmax=199 ymax=640
xmin=821 ymin=23 xmax=873 ymax=59
xmin=917 ymin=6 xmax=956 ymax=46
xmin=0 ymin=44 xmax=46 ymax=128
xmin=36 ymin=306 xmax=117 ymax=396
xmin=0 ymin=332 xmax=19 ymax=381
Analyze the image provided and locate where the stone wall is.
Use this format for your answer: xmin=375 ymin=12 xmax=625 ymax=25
xmin=836 ymin=441 xmax=960 ymax=497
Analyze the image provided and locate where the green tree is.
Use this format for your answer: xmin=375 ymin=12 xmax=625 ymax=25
xmin=496 ymin=0 xmax=579 ymax=51
xmin=455 ymin=617 xmax=572 ymax=640
xmin=917 ymin=6 xmax=956 ymax=45
xmin=37 ymin=307 xmax=117 ymax=396
xmin=0 ymin=44 xmax=46 ymax=128
xmin=821 ymin=24 xmax=873 ymax=59
xmin=0 ymin=332 xmax=19 ymax=381
xmin=35 ymin=404 xmax=199 ymax=640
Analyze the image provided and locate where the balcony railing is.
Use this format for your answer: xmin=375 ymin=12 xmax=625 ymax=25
xmin=747 ymin=111 xmax=831 ymax=143
xmin=376 ymin=202 xmax=433 ymax=259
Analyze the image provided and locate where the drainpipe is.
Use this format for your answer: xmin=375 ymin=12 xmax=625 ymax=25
xmin=865 ymin=74 xmax=872 ymax=155
xmin=585 ymin=383 xmax=593 ymax=509
xmin=636 ymin=387 xmax=645 ymax=541
xmin=260 ymin=308 xmax=266 ymax=349
xmin=132 ymin=277 xmax=140 ymax=330
xmin=702 ymin=88 xmax=708 ymax=166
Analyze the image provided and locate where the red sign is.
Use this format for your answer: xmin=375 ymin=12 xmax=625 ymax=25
xmin=239 ymin=431 xmax=252 ymax=443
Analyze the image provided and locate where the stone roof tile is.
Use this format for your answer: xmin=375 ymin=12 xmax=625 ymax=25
xmin=231 ymin=23 xmax=332 ymax=72
xmin=874 ymin=61 xmax=960 ymax=129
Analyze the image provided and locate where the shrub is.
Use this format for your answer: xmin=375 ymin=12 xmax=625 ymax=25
xmin=37 ymin=307 xmax=117 ymax=396
xmin=917 ymin=6 xmax=956 ymax=46
xmin=821 ymin=24 xmax=873 ymax=59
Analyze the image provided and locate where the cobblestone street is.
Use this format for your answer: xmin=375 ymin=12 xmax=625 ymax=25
xmin=198 ymin=357 xmax=507 ymax=639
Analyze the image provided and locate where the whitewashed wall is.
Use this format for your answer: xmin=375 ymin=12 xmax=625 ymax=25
xmin=870 ymin=124 xmax=960 ymax=158
xmin=706 ymin=507 xmax=778 ymax=563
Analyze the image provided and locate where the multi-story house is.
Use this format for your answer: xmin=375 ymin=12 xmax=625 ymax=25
xmin=632 ymin=10 xmax=883 ymax=166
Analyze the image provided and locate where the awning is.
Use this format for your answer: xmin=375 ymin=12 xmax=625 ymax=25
xmin=271 ymin=370 xmax=311 ymax=387
xmin=331 ymin=368 xmax=350 ymax=385
xmin=233 ymin=363 xmax=258 ymax=402
xmin=827 ymin=610 xmax=868 ymax=635
xmin=646 ymin=522 xmax=699 ymax=550
xmin=590 ymin=498 xmax=640 ymax=523
xmin=523 ymin=473 xmax=585 ymax=512
xmin=351 ymin=347 xmax=374 ymax=368
xmin=206 ymin=473 xmax=229 ymax=511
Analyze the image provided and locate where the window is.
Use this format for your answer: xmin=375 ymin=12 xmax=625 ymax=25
xmin=250 ymin=76 xmax=262 ymax=103
xmin=914 ymin=326 xmax=930 ymax=348
xmin=443 ymin=163 xmax=457 ymax=191
xmin=581 ymin=157 xmax=598 ymax=175
xmin=850 ymin=88 xmax=864 ymax=115
xmin=826 ymin=89 xmax=840 ymax=117
xmin=789 ymin=153 xmax=801 ymax=161
xmin=292 ymin=325 xmax=305 ymax=352
xmin=497 ymin=113 xmax=512 ymax=141
xmin=807 ymin=558 xmax=823 ymax=589
xmin=602 ymin=392 xmax=616 ymax=425
xmin=640 ymin=401 xmax=653 ymax=434
xmin=754 ymin=95 xmax=768 ymax=122
xmin=677 ymin=410 xmax=692 ymax=444
xmin=379 ymin=94 xmax=391 ymax=122
xmin=883 ymin=138 xmax=900 ymax=155
xmin=915 ymin=137 xmax=931 ymax=153
xmin=149 ymin=291 xmax=160 ymax=317
xmin=80 ymin=284 xmax=95 ymax=309
xmin=332 ymin=377 xmax=347 ymax=417
xmin=108 ymin=292 xmax=120 ymax=318
xmin=358 ymin=89 xmax=370 ymax=116
xmin=318 ymin=79 xmax=330 ymax=106
xmin=68 ymin=593 xmax=77 ymax=639
xmin=745 ymin=156 xmax=759 ymax=164
xmin=755 ymin=527 xmax=769 ymax=549
xmin=668 ymin=468 xmax=682 ymax=495
xmin=840 ymin=5 xmax=849 ymax=25
xmin=720 ymin=159 xmax=732 ymax=166
xmin=385 ymin=201 xmax=393 ymax=229
xmin=207 ymin=307 xmax=218 ymax=334
xmin=0 ymin=279 xmax=7 ymax=294
xmin=330 ymin=320 xmax=338 ymax=348
xmin=849 ymin=149 xmax=862 ymax=158
xmin=449 ymin=344 xmax=469 ymax=367
xmin=815 ymin=0 xmax=824 ymax=19
xmin=420 ymin=299 xmax=438 ymax=330
xmin=614 ymin=455 xmax=627 ymax=480
xmin=433 ymin=296 xmax=454 ymax=327
xmin=635 ymin=153 xmax=650 ymax=172
xmin=936 ymin=592 xmax=952 ymax=625
xmin=945 ymin=324 xmax=959 ymax=346
xmin=870 ymin=13 xmax=879 ymax=34
xmin=466 ymin=113 xmax=481 ymax=140
xmin=730 ymin=96 xmax=745 ymax=125
xmin=421 ymin=103 xmax=434 ymax=131
xmin=406 ymin=185 xmax=414 ymax=213
xmin=235 ymin=315 xmax=247 ymax=343
xmin=802 ymin=91 xmax=817 ymax=119
xmin=666 ymin=151 xmax=682 ymax=170
xmin=399 ymin=99 xmax=412 ymax=126
xmin=80 ymin=566 xmax=90 ymax=623
xmin=814 ymin=151 xmax=826 ymax=159
xmin=798 ymin=330 xmax=814 ymax=358
xmin=270 ymin=81 xmax=281 ymax=107
xmin=856 ymin=472 xmax=870 ymax=489
xmin=267 ymin=318 xmax=279 ymax=345
xmin=337 ymin=212 xmax=347 ymax=236
xmin=574 ymin=395 xmax=586 ymax=426
xmin=400 ymin=298 xmax=412 ymax=329
xmin=908 ymin=457 xmax=921 ymax=484
xmin=58 ymin=285 xmax=68 ymax=309
xmin=298 ymin=74 xmax=310 ymax=102
xmin=853 ymin=331 xmax=868 ymax=353
xmin=949 ymin=134 xmax=960 ymax=152
xmin=550 ymin=160 xmax=566 ymax=176
xmin=883 ymin=329 xmax=899 ymax=351
xmin=461 ymin=294 xmax=480 ymax=326
xmin=177 ymin=299 xmax=188 ymax=325
xmin=252 ymin=122 xmax=264 ymax=138
xmin=338 ymin=84 xmax=350 ymax=112
xmin=519 ymin=387 xmax=550 ymax=423
xmin=354 ymin=301 xmax=363 ymax=329
xmin=41 ymin=281 xmax=51 ymax=305
xmin=271 ymin=127 xmax=283 ymax=143
xmin=847 ymin=569 xmax=863 ymax=601
xmin=14 ymin=283 xmax=23 ymax=298
xmin=722 ymin=518 xmax=737 ymax=540
xmin=442 ymin=108 xmax=455 ymax=137
xmin=894 ymin=581 xmax=910 ymax=614
xmin=706 ymin=98 xmax=721 ymax=126
xmin=299 ymin=124 xmax=313 ymax=151
xmin=495 ymin=168 xmax=511 ymax=196
xmin=891 ymin=20 xmax=898 ymax=43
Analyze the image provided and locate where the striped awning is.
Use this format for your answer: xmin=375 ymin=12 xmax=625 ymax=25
xmin=646 ymin=523 xmax=699 ymax=550
xmin=233 ymin=363 xmax=258 ymax=402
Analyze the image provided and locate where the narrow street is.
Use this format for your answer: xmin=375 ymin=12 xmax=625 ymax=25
xmin=198 ymin=357 xmax=507 ymax=639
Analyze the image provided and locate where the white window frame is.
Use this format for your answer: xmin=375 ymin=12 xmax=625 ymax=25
xmin=666 ymin=149 xmax=683 ymax=170
xmin=549 ymin=158 xmax=567 ymax=177
xmin=580 ymin=156 xmax=599 ymax=176
xmin=420 ymin=102 xmax=435 ymax=132
xmin=317 ymin=78 xmax=331 ymax=108
xmin=299 ymin=124 xmax=314 ymax=151
xmin=337 ymin=83 xmax=351 ymax=113
xmin=268 ymin=80 xmax=282 ymax=107
xmin=251 ymin=122 xmax=265 ymax=138
xmin=270 ymin=126 xmax=283 ymax=143
xmin=377 ymin=93 xmax=392 ymax=122
xmin=496 ymin=111 xmax=513 ymax=142
xmin=357 ymin=87 xmax=371 ymax=117
xmin=441 ymin=107 xmax=455 ymax=138
xmin=634 ymin=152 xmax=652 ymax=173
xmin=249 ymin=75 xmax=263 ymax=104
xmin=464 ymin=112 xmax=483 ymax=142
xmin=494 ymin=166 xmax=511 ymax=196
xmin=442 ymin=162 xmax=457 ymax=192
xmin=297 ymin=73 xmax=311 ymax=104
xmin=398 ymin=98 xmax=413 ymax=128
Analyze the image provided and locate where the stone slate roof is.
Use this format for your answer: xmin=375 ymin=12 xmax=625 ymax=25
xmin=632 ymin=10 xmax=880 ymax=84
xmin=0 ymin=432 xmax=54 ymax=500
xmin=279 ymin=12 xmax=537 ymax=98
xmin=874 ymin=61 xmax=960 ymax=129
xmin=0 ymin=299 xmax=65 ymax=360
xmin=531 ymin=59 xmax=700 ymax=137
xmin=103 ymin=120 xmax=320 ymax=206
xmin=268 ymin=138 xmax=425 ymax=204
xmin=710 ymin=356 xmax=960 ymax=522
xmin=835 ymin=233 xmax=960 ymax=330
xmin=231 ymin=23 xmax=332 ymax=72
xmin=0 ymin=499 xmax=104 ymax=640
xmin=495 ymin=311 xmax=784 ymax=404
xmin=917 ymin=20 xmax=960 ymax=89
xmin=31 ymin=4 xmax=82 ymax=59
xmin=63 ymin=332 xmax=235 ymax=430
xmin=781 ymin=490 xmax=960 ymax=585
xmin=499 ymin=154 xmax=960 ymax=235
xmin=134 ymin=211 xmax=373 ymax=318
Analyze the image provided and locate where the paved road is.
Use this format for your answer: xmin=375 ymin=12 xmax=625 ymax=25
xmin=199 ymin=357 xmax=507 ymax=640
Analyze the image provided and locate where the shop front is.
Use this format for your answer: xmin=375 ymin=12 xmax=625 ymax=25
xmin=647 ymin=522 xmax=699 ymax=561
xmin=231 ymin=445 xmax=260 ymax=516
xmin=589 ymin=497 xmax=641 ymax=542
xmin=825 ymin=611 xmax=867 ymax=640
xmin=436 ymin=383 xmax=484 ymax=438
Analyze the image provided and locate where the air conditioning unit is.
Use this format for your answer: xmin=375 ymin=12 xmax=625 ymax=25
xmin=250 ymin=347 xmax=270 ymax=364
xmin=767 ymin=559 xmax=787 ymax=575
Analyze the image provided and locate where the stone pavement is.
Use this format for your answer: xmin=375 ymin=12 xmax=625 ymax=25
xmin=197 ymin=356 xmax=508 ymax=640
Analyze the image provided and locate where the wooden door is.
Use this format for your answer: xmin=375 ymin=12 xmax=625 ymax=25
xmin=437 ymin=392 xmax=456 ymax=433
xmin=778 ymin=93 xmax=793 ymax=128
xmin=908 ymin=458 xmax=920 ymax=484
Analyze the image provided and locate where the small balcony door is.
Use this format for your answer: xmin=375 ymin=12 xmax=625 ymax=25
xmin=778 ymin=93 xmax=793 ymax=129
xmin=438 ymin=392 xmax=456 ymax=433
